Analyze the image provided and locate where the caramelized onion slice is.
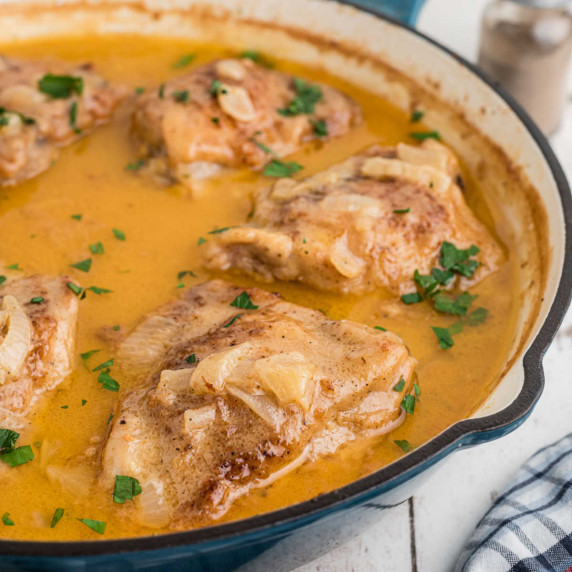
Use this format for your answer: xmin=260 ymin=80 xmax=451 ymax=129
xmin=0 ymin=295 xmax=31 ymax=385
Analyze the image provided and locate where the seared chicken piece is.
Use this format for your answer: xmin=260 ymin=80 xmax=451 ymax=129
xmin=101 ymin=280 xmax=415 ymax=528
xmin=0 ymin=275 xmax=78 ymax=428
xmin=131 ymin=58 xmax=361 ymax=185
xmin=203 ymin=140 xmax=503 ymax=295
xmin=0 ymin=55 xmax=127 ymax=186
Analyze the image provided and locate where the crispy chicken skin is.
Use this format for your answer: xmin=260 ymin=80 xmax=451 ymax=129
xmin=0 ymin=275 xmax=78 ymax=428
xmin=203 ymin=140 xmax=503 ymax=295
xmin=101 ymin=280 xmax=416 ymax=528
xmin=131 ymin=58 xmax=361 ymax=185
xmin=0 ymin=55 xmax=127 ymax=186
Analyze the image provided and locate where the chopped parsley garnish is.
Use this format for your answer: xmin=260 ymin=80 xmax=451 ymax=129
xmin=401 ymin=292 xmax=422 ymax=305
xmin=432 ymin=326 xmax=455 ymax=350
xmin=0 ymin=276 xmax=6 ymax=286
xmin=82 ymin=399 xmax=87 ymax=406
xmin=177 ymin=270 xmax=197 ymax=280
xmin=97 ymin=371 xmax=120 ymax=392
xmin=38 ymin=74 xmax=84 ymax=99
xmin=60 ymin=405 xmax=68 ymax=410
xmin=197 ymin=237 xmax=207 ymax=246
xmin=158 ymin=83 xmax=165 ymax=99
xmin=374 ymin=326 xmax=387 ymax=331
xmin=239 ymin=50 xmax=273 ymax=68
xmin=6 ymin=263 xmax=21 ymax=271
xmin=223 ymin=314 xmax=242 ymax=328
xmin=28 ymin=297 xmax=44 ymax=305
xmin=414 ymin=383 xmax=421 ymax=400
xmin=0 ymin=107 xmax=36 ymax=126
xmin=278 ymin=78 xmax=322 ymax=116
xmin=113 ymin=325 xmax=120 ymax=331
xmin=263 ymin=159 xmax=303 ymax=178
xmin=393 ymin=208 xmax=410 ymax=214
xmin=210 ymin=80 xmax=226 ymax=96
xmin=125 ymin=159 xmax=145 ymax=171
xmin=77 ymin=518 xmax=106 ymax=535
xmin=466 ymin=307 xmax=488 ymax=326
xmin=88 ymin=286 xmax=112 ymax=295
xmin=394 ymin=440 xmax=413 ymax=452
xmin=312 ymin=119 xmax=328 ymax=137
xmin=434 ymin=292 xmax=477 ymax=316
xmin=112 ymin=228 xmax=126 ymax=241
xmin=207 ymin=226 xmax=233 ymax=235
xmin=1 ymin=445 xmax=34 ymax=467
xmin=70 ymin=259 xmax=92 ymax=273
xmin=401 ymin=394 xmax=416 ymax=415
xmin=409 ymin=130 xmax=441 ymax=142
xmin=80 ymin=349 xmax=100 ymax=367
xmin=2 ymin=513 xmax=14 ymax=526
xmin=89 ymin=242 xmax=104 ymax=255
xmin=173 ymin=90 xmax=189 ymax=103
xmin=230 ymin=291 xmax=258 ymax=310
xmin=134 ymin=87 xmax=145 ymax=95
xmin=211 ymin=117 xmax=220 ymax=124
xmin=410 ymin=110 xmax=425 ymax=123
xmin=393 ymin=378 xmax=405 ymax=392
xmin=440 ymin=242 xmax=480 ymax=278
xmin=50 ymin=508 xmax=64 ymax=528
xmin=69 ymin=101 xmax=81 ymax=134
xmin=107 ymin=413 xmax=114 ymax=424
xmin=172 ymin=53 xmax=196 ymax=69
xmin=71 ymin=214 xmax=83 ymax=221
xmin=113 ymin=475 xmax=142 ymax=504
xmin=92 ymin=358 xmax=114 ymax=372
xmin=252 ymin=139 xmax=276 ymax=156
xmin=0 ymin=429 xmax=19 ymax=452
xmin=186 ymin=353 xmax=197 ymax=364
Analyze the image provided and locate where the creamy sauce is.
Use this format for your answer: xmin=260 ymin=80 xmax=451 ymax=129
xmin=0 ymin=36 xmax=520 ymax=540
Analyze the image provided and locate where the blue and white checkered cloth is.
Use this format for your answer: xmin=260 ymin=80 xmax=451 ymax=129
xmin=456 ymin=433 xmax=572 ymax=572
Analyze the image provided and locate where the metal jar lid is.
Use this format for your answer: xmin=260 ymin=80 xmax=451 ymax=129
xmin=509 ymin=0 xmax=571 ymax=8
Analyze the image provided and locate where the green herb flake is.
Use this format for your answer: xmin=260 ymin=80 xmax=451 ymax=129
xmin=278 ymin=78 xmax=322 ymax=116
xmin=172 ymin=53 xmax=196 ymax=69
xmin=70 ymin=259 xmax=92 ymax=273
xmin=177 ymin=270 xmax=197 ymax=281
xmin=113 ymin=325 xmax=120 ymax=331
xmin=89 ymin=242 xmax=104 ymax=255
xmin=1 ymin=445 xmax=34 ymax=467
xmin=207 ymin=226 xmax=233 ymax=235
xmin=125 ymin=159 xmax=145 ymax=171
xmin=69 ymin=101 xmax=81 ymax=134
xmin=410 ymin=110 xmax=425 ymax=123
xmin=71 ymin=214 xmax=82 ymax=221
xmin=466 ymin=307 xmax=488 ymax=326
xmin=374 ymin=326 xmax=387 ymax=332
xmin=252 ymin=139 xmax=276 ymax=156
xmin=401 ymin=394 xmax=416 ymax=415
xmin=77 ymin=518 xmax=106 ymax=535
xmin=312 ymin=119 xmax=328 ymax=137
xmin=97 ymin=371 xmax=120 ymax=392
xmin=2 ymin=513 xmax=14 ymax=526
xmin=80 ymin=349 xmax=100 ymax=367
xmin=0 ymin=276 xmax=6 ymax=286
xmin=6 ymin=263 xmax=21 ymax=271
xmin=223 ymin=314 xmax=242 ymax=328
xmin=186 ymin=353 xmax=197 ymax=364
xmin=414 ymin=383 xmax=421 ymax=400
xmin=60 ymin=405 xmax=68 ymax=410
xmin=432 ymin=326 xmax=455 ymax=350
xmin=107 ymin=413 xmax=114 ymax=425
xmin=440 ymin=242 xmax=480 ymax=277
xmin=239 ymin=50 xmax=273 ymax=68
xmin=434 ymin=292 xmax=477 ymax=316
xmin=81 ymin=399 xmax=87 ymax=406
xmin=210 ymin=79 xmax=225 ymax=96
xmin=50 ymin=508 xmax=64 ymax=528
xmin=92 ymin=358 xmax=114 ymax=372
xmin=38 ymin=74 xmax=83 ymax=99
xmin=29 ymin=296 xmax=44 ymax=304
xmin=263 ymin=159 xmax=303 ymax=178
xmin=197 ymin=237 xmax=207 ymax=246
xmin=401 ymin=292 xmax=423 ymax=305
xmin=134 ymin=87 xmax=145 ymax=95
xmin=158 ymin=83 xmax=165 ymax=99
xmin=394 ymin=440 xmax=413 ymax=452
xmin=0 ymin=429 xmax=19 ymax=452
xmin=393 ymin=378 xmax=405 ymax=392
xmin=409 ymin=130 xmax=441 ymax=142
xmin=112 ymin=228 xmax=126 ymax=241
xmin=113 ymin=475 xmax=142 ymax=504
xmin=88 ymin=286 xmax=113 ymax=295
xmin=393 ymin=208 xmax=410 ymax=214
xmin=173 ymin=90 xmax=189 ymax=104
xmin=211 ymin=116 xmax=220 ymax=124
xmin=230 ymin=291 xmax=258 ymax=310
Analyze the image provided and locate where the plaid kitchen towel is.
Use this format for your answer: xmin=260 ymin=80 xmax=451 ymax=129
xmin=455 ymin=433 xmax=572 ymax=572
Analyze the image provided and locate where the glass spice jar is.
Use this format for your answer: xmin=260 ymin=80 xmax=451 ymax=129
xmin=478 ymin=0 xmax=572 ymax=135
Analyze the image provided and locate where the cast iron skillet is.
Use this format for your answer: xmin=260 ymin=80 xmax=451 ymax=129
xmin=1 ymin=0 xmax=571 ymax=566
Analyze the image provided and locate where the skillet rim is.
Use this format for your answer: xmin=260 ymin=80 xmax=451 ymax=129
xmin=1 ymin=0 xmax=571 ymax=558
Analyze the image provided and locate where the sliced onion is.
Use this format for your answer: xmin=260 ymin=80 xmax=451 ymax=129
xmin=0 ymin=295 xmax=31 ymax=385
xmin=183 ymin=405 xmax=217 ymax=434
xmin=138 ymin=479 xmax=169 ymax=528
xmin=227 ymin=385 xmax=286 ymax=430
xmin=46 ymin=465 xmax=94 ymax=497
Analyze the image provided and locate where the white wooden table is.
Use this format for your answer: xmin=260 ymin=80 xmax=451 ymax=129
xmin=299 ymin=0 xmax=572 ymax=569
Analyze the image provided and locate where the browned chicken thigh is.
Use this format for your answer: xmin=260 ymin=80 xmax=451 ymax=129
xmin=203 ymin=140 xmax=503 ymax=295
xmin=0 ymin=55 xmax=127 ymax=185
xmin=100 ymin=280 xmax=416 ymax=528
xmin=131 ymin=58 xmax=361 ymax=186
xmin=0 ymin=275 xmax=78 ymax=428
